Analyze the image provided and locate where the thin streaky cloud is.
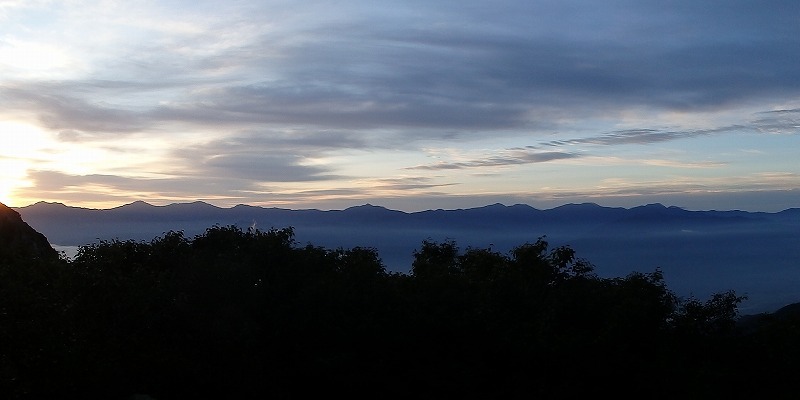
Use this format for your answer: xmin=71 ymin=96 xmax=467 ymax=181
xmin=408 ymin=151 xmax=579 ymax=171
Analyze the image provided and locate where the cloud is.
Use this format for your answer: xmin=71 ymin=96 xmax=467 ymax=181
xmin=199 ymin=153 xmax=338 ymax=182
xmin=171 ymin=134 xmax=348 ymax=182
xmin=535 ymin=128 xmax=715 ymax=148
xmin=531 ymin=108 xmax=799 ymax=151
xmin=750 ymin=109 xmax=800 ymax=134
xmin=4 ymin=1 xmax=799 ymax=141
xmin=150 ymin=82 xmax=527 ymax=131
xmin=0 ymin=84 xmax=147 ymax=133
xmin=366 ymin=176 xmax=459 ymax=191
xmin=205 ymin=131 xmax=366 ymax=152
xmin=408 ymin=151 xmax=579 ymax=170
xmin=249 ymin=4 xmax=800 ymax=115
xmin=14 ymin=170 xmax=252 ymax=206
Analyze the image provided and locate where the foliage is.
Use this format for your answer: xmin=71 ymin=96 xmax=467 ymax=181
xmin=0 ymin=226 xmax=794 ymax=399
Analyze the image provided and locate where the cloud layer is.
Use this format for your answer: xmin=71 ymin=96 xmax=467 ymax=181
xmin=1 ymin=0 xmax=799 ymax=211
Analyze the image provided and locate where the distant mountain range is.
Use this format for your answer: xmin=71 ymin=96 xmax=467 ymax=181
xmin=14 ymin=200 xmax=800 ymax=314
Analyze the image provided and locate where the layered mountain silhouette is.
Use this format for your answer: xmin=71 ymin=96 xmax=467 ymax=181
xmin=13 ymin=200 xmax=800 ymax=314
xmin=0 ymin=202 xmax=59 ymax=262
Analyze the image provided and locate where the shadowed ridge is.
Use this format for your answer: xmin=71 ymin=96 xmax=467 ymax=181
xmin=340 ymin=203 xmax=408 ymax=224
xmin=0 ymin=201 xmax=59 ymax=262
xmin=769 ymin=302 xmax=800 ymax=320
xmin=342 ymin=203 xmax=408 ymax=215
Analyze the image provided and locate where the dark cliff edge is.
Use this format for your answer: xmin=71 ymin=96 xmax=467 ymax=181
xmin=0 ymin=202 xmax=59 ymax=262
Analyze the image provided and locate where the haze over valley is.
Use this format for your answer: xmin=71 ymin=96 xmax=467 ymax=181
xmin=16 ymin=200 xmax=800 ymax=315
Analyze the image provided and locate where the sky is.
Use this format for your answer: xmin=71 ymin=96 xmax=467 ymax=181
xmin=1 ymin=0 xmax=799 ymax=212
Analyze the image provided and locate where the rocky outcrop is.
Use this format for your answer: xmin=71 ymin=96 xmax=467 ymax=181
xmin=0 ymin=201 xmax=59 ymax=262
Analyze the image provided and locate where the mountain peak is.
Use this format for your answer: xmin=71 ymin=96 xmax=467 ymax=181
xmin=170 ymin=201 xmax=221 ymax=209
xmin=635 ymin=203 xmax=667 ymax=209
xmin=33 ymin=200 xmax=67 ymax=207
xmin=550 ymin=202 xmax=601 ymax=209
xmin=346 ymin=203 xmax=388 ymax=211
xmin=116 ymin=200 xmax=155 ymax=209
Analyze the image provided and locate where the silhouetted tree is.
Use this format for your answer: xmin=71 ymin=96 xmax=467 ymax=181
xmin=3 ymin=224 xmax=793 ymax=399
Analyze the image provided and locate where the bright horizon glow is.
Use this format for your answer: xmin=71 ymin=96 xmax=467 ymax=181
xmin=1 ymin=1 xmax=799 ymax=212
xmin=1 ymin=121 xmax=50 ymax=205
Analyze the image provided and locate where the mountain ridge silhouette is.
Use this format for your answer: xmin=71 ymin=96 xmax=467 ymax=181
xmin=13 ymin=200 xmax=800 ymax=315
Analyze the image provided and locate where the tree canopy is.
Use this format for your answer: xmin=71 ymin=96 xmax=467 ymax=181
xmin=1 ymin=225 xmax=795 ymax=399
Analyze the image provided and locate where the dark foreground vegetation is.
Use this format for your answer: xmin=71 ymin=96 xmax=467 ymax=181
xmin=2 ymin=225 xmax=800 ymax=399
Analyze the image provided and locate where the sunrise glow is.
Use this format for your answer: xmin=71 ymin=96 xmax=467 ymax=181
xmin=0 ymin=1 xmax=797 ymax=212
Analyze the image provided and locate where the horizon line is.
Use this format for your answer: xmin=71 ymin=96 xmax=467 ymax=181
xmin=8 ymin=199 xmax=798 ymax=214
